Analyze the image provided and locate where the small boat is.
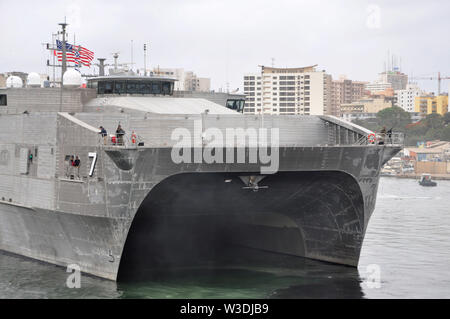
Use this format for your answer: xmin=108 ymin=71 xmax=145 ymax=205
xmin=419 ymin=173 xmax=437 ymax=187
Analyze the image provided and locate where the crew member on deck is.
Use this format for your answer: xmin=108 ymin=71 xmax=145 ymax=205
xmin=99 ymin=126 xmax=108 ymax=145
xmin=74 ymin=156 xmax=81 ymax=179
xmin=116 ymin=124 xmax=125 ymax=146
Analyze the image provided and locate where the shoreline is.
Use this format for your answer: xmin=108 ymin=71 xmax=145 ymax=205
xmin=381 ymin=174 xmax=450 ymax=180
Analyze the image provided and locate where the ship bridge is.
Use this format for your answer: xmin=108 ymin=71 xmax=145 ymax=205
xmin=87 ymin=75 xmax=177 ymax=96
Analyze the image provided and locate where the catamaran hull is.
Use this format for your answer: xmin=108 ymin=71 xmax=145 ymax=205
xmin=0 ymin=144 xmax=399 ymax=281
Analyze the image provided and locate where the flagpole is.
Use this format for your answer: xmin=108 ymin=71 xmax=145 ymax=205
xmin=58 ymin=21 xmax=68 ymax=83
xmin=52 ymin=33 xmax=57 ymax=87
xmin=58 ymin=20 xmax=68 ymax=111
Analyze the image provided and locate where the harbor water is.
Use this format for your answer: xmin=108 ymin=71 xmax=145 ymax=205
xmin=0 ymin=177 xmax=449 ymax=299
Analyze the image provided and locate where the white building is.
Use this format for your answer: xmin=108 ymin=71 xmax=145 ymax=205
xmin=395 ymin=84 xmax=424 ymax=112
xmin=243 ymin=65 xmax=331 ymax=115
xmin=365 ymin=81 xmax=392 ymax=94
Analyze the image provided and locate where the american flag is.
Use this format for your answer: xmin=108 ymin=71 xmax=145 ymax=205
xmin=54 ymin=40 xmax=94 ymax=67
xmin=56 ymin=39 xmax=73 ymax=51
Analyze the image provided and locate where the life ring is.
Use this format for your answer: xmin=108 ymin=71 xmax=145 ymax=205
xmin=367 ymin=133 xmax=376 ymax=144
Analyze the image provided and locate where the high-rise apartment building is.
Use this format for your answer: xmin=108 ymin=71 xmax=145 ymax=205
xmin=378 ymin=70 xmax=408 ymax=91
xmin=243 ymin=65 xmax=331 ymax=115
xmin=366 ymin=70 xmax=408 ymax=94
xmin=329 ymin=77 xmax=367 ymax=116
xmin=395 ymin=84 xmax=424 ymax=112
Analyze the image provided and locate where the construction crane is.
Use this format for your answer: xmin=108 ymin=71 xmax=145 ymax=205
xmin=410 ymin=72 xmax=450 ymax=95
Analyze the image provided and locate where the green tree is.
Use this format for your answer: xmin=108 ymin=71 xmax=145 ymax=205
xmin=423 ymin=113 xmax=444 ymax=130
xmin=443 ymin=112 xmax=450 ymax=125
xmin=376 ymin=106 xmax=411 ymax=132
xmin=424 ymin=128 xmax=443 ymax=140
xmin=441 ymin=126 xmax=450 ymax=141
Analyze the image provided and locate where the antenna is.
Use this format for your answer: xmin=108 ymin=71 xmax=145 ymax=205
xmin=144 ymin=43 xmax=147 ymax=76
xmin=130 ymin=40 xmax=134 ymax=72
xmin=271 ymin=57 xmax=275 ymax=67
xmin=112 ymin=52 xmax=120 ymax=72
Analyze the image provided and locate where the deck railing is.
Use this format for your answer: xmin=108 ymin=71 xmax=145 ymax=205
xmin=98 ymin=134 xmax=145 ymax=148
xmin=359 ymin=132 xmax=405 ymax=146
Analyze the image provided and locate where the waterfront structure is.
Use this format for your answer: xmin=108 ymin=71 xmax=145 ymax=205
xmin=243 ymin=65 xmax=332 ymax=115
xmin=405 ymin=141 xmax=450 ymax=175
xmin=414 ymin=94 xmax=449 ymax=116
xmin=395 ymin=84 xmax=424 ymax=113
xmin=329 ymin=77 xmax=367 ymax=117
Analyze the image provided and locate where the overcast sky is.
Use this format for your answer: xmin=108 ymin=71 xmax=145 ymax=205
xmin=1 ymin=0 xmax=449 ymax=93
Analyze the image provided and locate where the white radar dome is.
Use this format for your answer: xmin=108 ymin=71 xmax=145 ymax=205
xmin=6 ymin=76 xmax=23 ymax=88
xmin=63 ymin=69 xmax=82 ymax=87
xmin=27 ymin=72 xmax=41 ymax=87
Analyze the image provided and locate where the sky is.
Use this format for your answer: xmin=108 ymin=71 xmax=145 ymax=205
xmin=1 ymin=0 xmax=449 ymax=93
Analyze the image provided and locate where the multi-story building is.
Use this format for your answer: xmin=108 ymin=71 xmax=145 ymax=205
xmin=0 ymin=74 xmax=7 ymax=88
xmin=243 ymin=65 xmax=331 ymax=115
xmin=395 ymin=84 xmax=424 ymax=112
xmin=366 ymin=70 xmax=408 ymax=95
xmin=152 ymin=68 xmax=211 ymax=92
xmin=415 ymin=94 xmax=449 ymax=116
xmin=365 ymin=81 xmax=392 ymax=94
xmin=340 ymin=96 xmax=393 ymax=122
xmin=330 ymin=77 xmax=367 ymax=116
xmin=378 ymin=70 xmax=408 ymax=91
xmin=184 ymin=71 xmax=211 ymax=92
xmin=342 ymin=112 xmax=378 ymax=122
xmin=361 ymin=97 xmax=394 ymax=113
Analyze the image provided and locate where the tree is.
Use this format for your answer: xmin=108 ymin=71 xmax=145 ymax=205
xmin=441 ymin=126 xmax=450 ymax=141
xmin=376 ymin=106 xmax=411 ymax=131
xmin=423 ymin=113 xmax=444 ymax=130
xmin=443 ymin=112 xmax=450 ymax=125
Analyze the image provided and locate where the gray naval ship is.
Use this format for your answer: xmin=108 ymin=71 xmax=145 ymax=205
xmin=0 ymin=64 xmax=403 ymax=281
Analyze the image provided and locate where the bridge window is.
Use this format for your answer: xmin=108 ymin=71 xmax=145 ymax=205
xmin=152 ymin=82 xmax=161 ymax=94
xmin=138 ymin=82 xmax=149 ymax=94
xmin=104 ymin=81 xmax=113 ymax=94
xmin=226 ymin=99 xmax=245 ymax=112
xmin=98 ymin=81 xmax=105 ymax=94
xmin=127 ymin=82 xmax=138 ymax=94
xmin=162 ymin=82 xmax=171 ymax=95
xmin=115 ymin=81 xmax=126 ymax=94
xmin=0 ymin=94 xmax=6 ymax=106
xmin=92 ymin=79 xmax=174 ymax=95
